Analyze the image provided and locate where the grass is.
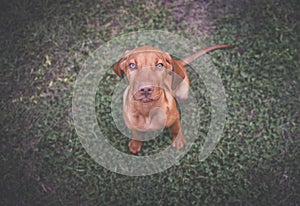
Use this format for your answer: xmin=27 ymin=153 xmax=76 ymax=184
xmin=1 ymin=0 xmax=299 ymax=205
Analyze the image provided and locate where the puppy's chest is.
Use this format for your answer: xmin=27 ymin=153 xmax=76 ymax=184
xmin=128 ymin=107 xmax=168 ymax=131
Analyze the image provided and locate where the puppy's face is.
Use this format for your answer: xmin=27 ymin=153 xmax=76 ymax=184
xmin=113 ymin=46 xmax=177 ymax=103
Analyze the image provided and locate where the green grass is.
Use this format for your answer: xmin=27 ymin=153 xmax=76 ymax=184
xmin=1 ymin=0 xmax=299 ymax=205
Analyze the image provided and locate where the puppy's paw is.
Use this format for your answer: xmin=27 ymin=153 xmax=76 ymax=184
xmin=129 ymin=140 xmax=143 ymax=154
xmin=172 ymin=136 xmax=186 ymax=150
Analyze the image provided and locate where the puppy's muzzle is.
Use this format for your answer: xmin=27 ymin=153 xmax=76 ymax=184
xmin=133 ymin=85 xmax=161 ymax=103
xmin=139 ymin=85 xmax=154 ymax=96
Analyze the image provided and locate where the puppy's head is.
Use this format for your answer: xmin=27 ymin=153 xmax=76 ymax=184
xmin=113 ymin=46 xmax=187 ymax=103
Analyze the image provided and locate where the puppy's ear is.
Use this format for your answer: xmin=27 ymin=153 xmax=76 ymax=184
xmin=112 ymin=50 xmax=130 ymax=78
xmin=112 ymin=58 xmax=126 ymax=78
xmin=171 ymin=60 xmax=186 ymax=90
xmin=164 ymin=53 xmax=189 ymax=100
xmin=163 ymin=53 xmax=186 ymax=90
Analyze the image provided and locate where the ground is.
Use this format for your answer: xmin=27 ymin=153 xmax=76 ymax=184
xmin=1 ymin=0 xmax=299 ymax=205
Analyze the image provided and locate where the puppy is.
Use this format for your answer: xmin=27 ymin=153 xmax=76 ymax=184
xmin=113 ymin=44 xmax=232 ymax=153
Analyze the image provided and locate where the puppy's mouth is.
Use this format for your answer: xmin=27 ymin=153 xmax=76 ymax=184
xmin=133 ymin=94 xmax=161 ymax=103
xmin=133 ymin=87 xmax=162 ymax=103
xmin=140 ymin=98 xmax=154 ymax=103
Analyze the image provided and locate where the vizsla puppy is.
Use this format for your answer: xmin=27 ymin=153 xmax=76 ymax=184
xmin=113 ymin=44 xmax=231 ymax=154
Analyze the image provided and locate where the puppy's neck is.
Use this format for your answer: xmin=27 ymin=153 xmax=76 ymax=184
xmin=132 ymin=93 xmax=165 ymax=117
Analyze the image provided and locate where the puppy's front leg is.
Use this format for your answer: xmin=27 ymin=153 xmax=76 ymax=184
xmin=169 ymin=119 xmax=186 ymax=149
xmin=129 ymin=130 xmax=143 ymax=154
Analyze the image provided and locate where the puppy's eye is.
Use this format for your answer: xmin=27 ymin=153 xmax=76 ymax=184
xmin=156 ymin=63 xmax=164 ymax=69
xmin=129 ymin=63 xmax=136 ymax=69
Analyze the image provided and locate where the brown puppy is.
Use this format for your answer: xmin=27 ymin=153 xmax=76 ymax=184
xmin=113 ymin=44 xmax=231 ymax=154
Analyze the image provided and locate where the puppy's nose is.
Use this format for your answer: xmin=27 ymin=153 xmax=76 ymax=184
xmin=139 ymin=86 xmax=154 ymax=95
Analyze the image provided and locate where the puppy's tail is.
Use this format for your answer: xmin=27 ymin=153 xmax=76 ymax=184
xmin=180 ymin=44 xmax=233 ymax=66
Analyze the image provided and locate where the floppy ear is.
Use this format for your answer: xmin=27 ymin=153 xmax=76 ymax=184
xmin=163 ymin=53 xmax=189 ymax=101
xmin=171 ymin=60 xmax=186 ymax=90
xmin=112 ymin=58 xmax=126 ymax=78
xmin=171 ymin=59 xmax=190 ymax=101
xmin=163 ymin=53 xmax=186 ymax=90
xmin=112 ymin=59 xmax=124 ymax=79
xmin=112 ymin=50 xmax=130 ymax=78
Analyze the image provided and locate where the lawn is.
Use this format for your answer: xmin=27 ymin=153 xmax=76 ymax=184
xmin=1 ymin=0 xmax=299 ymax=205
